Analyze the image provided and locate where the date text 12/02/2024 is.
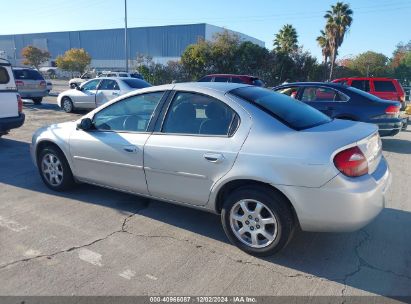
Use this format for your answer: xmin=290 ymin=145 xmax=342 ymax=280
xmin=149 ymin=297 xmax=257 ymax=303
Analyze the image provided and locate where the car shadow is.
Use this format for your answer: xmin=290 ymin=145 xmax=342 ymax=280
xmin=382 ymin=138 xmax=411 ymax=154
xmin=0 ymin=138 xmax=410 ymax=297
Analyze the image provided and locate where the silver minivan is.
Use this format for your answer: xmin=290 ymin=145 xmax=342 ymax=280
xmin=13 ymin=67 xmax=48 ymax=104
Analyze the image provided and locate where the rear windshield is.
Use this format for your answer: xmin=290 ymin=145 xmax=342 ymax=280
xmin=231 ymin=86 xmax=331 ymax=130
xmin=122 ymin=78 xmax=151 ymax=89
xmin=13 ymin=69 xmax=44 ymax=80
xmin=346 ymin=86 xmax=381 ymax=101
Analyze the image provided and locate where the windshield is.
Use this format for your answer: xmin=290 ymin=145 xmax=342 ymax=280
xmin=230 ymin=86 xmax=332 ymax=130
xmin=123 ymin=79 xmax=151 ymax=89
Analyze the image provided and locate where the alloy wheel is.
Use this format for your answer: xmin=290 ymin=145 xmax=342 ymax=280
xmin=229 ymin=199 xmax=278 ymax=248
xmin=41 ymin=153 xmax=64 ymax=186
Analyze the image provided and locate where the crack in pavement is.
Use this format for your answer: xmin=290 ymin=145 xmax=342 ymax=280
xmin=340 ymin=229 xmax=411 ymax=303
xmin=0 ymin=201 xmax=150 ymax=271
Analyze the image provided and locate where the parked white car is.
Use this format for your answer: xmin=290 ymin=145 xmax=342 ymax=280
xmin=98 ymin=71 xmax=144 ymax=80
xmin=0 ymin=59 xmax=25 ymax=137
xmin=57 ymin=77 xmax=151 ymax=112
xmin=68 ymin=72 xmax=95 ymax=89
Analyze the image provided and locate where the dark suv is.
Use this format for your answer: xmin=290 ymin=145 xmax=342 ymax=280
xmin=13 ymin=67 xmax=48 ymax=104
xmin=198 ymin=74 xmax=265 ymax=87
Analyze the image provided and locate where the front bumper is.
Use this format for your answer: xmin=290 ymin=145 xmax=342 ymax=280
xmin=277 ymin=157 xmax=391 ymax=232
xmin=0 ymin=113 xmax=25 ymax=132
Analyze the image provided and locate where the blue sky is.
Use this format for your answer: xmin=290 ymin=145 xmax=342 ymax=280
xmin=2 ymin=0 xmax=410 ymax=61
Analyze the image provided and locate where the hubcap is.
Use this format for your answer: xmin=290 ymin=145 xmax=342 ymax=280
xmin=41 ymin=153 xmax=64 ymax=186
xmin=230 ymin=199 xmax=278 ymax=248
xmin=63 ymin=99 xmax=72 ymax=112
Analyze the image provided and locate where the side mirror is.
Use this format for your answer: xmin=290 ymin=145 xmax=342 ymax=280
xmin=77 ymin=118 xmax=93 ymax=131
xmin=75 ymin=85 xmax=82 ymax=91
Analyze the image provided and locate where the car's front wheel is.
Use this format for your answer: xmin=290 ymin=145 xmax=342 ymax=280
xmin=61 ymin=97 xmax=74 ymax=113
xmin=221 ymin=185 xmax=295 ymax=256
xmin=38 ymin=145 xmax=75 ymax=191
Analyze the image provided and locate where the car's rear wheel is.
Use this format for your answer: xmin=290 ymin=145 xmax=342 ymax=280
xmin=62 ymin=97 xmax=74 ymax=113
xmin=32 ymin=97 xmax=43 ymax=105
xmin=38 ymin=146 xmax=75 ymax=191
xmin=221 ymin=186 xmax=295 ymax=256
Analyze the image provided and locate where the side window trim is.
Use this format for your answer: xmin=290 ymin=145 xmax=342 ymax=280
xmin=155 ymin=90 xmax=240 ymax=138
xmin=90 ymin=90 xmax=170 ymax=134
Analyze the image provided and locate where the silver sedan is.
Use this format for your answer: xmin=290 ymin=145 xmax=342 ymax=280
xmin=31 ymin=83 xmax=391 ymax=256
xmin=57 ymin=77 xmax=151 ymax=113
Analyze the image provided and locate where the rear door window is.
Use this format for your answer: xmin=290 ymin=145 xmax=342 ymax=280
xmin=275 ymin=86 xmax=299 ymax=99
xmin=301 ymin=86 xmax=347 ymax=102
xmin=162 ymin=92 xmax=238 ymax=136
xmin=198 ymin=76 xmax=212 ymax=82
xmin=351 ymin=80 xmax=370 ymax=92
xmin=374 ymin=81 xmax=396 ymax=92
xmin=98 ymin=79 xmax=119 ymax=90
xmin=213 ymin=77 xmax=229 ymax=82
xmin=0 ymin=67 xmax=10 ymax=84
xmin=231 ymin=86 xmax=331 ymax=130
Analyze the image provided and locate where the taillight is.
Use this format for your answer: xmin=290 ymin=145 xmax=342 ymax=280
xmin=400 ymin=95 xmax=405 ymax=102
xmin=333 ymin=146 xmax=368 ymax=177
xmin=17 ymin=94 xmax=23 ymax=113
xmin=40 ymin=81 xmax=46 ymax=87
xmin=15 ymin=80 xmax=24 ymax=86
xmin=385 ymin=105 xmax=400 ymax=115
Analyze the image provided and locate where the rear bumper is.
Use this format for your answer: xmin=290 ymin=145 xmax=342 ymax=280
xmin=277 ymin=157 xmax=391 ymax=232
xmin=19 ymin=90 xmax=47 ymax=98
xmin=0 ymin=113 xmax=25 ymax=132
xmin=371 ymin=118 xmax=403 ymax=137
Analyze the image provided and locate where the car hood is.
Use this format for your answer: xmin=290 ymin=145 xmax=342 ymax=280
xmin=59 ymin=89 xmax=85 ymax=97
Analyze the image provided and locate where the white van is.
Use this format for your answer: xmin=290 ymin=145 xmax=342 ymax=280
xmin=0 ymin=59 xmax=25 ymax=137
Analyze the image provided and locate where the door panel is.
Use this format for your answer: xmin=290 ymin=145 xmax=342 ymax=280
xmin=70 ymin=130 xmax=149 ymax=194
xmin=74 ymin=79 xmax=100 ymax=108
xmin=144 ymin=91 xmax=248 ymax=206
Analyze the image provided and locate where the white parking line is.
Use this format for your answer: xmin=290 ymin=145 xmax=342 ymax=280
xmin=24 ymin=249 xmax=41 ymax=257
xmin=145 ymin=274 xmax=158 ymax=281
xmin=78 ymin=248 xmax=103 ymax=267
xmin=0 ymin=216 xmax=27 ymax=232
xmin=119 ymin=269 xmax=136 ymax=280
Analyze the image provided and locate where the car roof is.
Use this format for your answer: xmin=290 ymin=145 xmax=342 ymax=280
xmin=205 ymin=74 xmax=258 ymax=78
xmin=333 ymin=77 xmax=398 ymax=81
xmin=274 ymin=82 xmax=346 ymax=89
xmin=173 ymin=81 xmax=250 ymax=93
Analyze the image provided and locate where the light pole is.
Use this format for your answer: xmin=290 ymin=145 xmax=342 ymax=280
xmin=124 ymin=0 xmax=128 ymax=72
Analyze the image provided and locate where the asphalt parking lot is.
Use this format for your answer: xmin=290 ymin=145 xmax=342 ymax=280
xmin=0 ymin=89 xmax=410 ymax=299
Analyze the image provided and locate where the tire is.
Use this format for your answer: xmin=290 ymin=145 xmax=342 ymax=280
xmin=61 ymin=97 xmax=74 ymax=113
xmin=32 ymin=97 xmax=43 ymax=105
xmin=70 ymin=83 xmax=76 ymax=89
xmin=37 ymin=145 xmax=75 ymax=191
xmin=221 ymin=185 xmax=295 ymax=256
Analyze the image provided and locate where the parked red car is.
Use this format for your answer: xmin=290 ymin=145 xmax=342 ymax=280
xmin=198 ymin=74 xmax=265 ymax=87
xmin=332 ymin=77 xmax=406 ymax=109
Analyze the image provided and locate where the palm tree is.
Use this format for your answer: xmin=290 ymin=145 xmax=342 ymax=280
xmin=274 ymin=24 xmax=298 ymax=55
xmin=316 ymin=30 xmax=331 ymax=80
xmin=324 ymin=2 xmax=353 ymax=80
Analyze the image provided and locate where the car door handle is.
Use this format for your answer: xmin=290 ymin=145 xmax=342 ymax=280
xmin=123 ymin=145 xmax=138 ymax=153
xmin=203 ymin=153 xmax=224 ymax=163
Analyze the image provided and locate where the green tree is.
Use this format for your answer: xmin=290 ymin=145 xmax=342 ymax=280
xmin=273 ymin=24 xmax=298 ymax=55
xmin=56 ymin=48 xmax=91 ymax=74
xmin=347 ymin=51 xmax=391 ymax=77
xmin=324 ymin=2 xmax=353 ymax=80
xmin=180 ymin=38 xmax=213 ymax=80
xmin=21 ymin=46 xmax=50 ymax=70
xmin=316 ymin=30 xmax=331 ymax=80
